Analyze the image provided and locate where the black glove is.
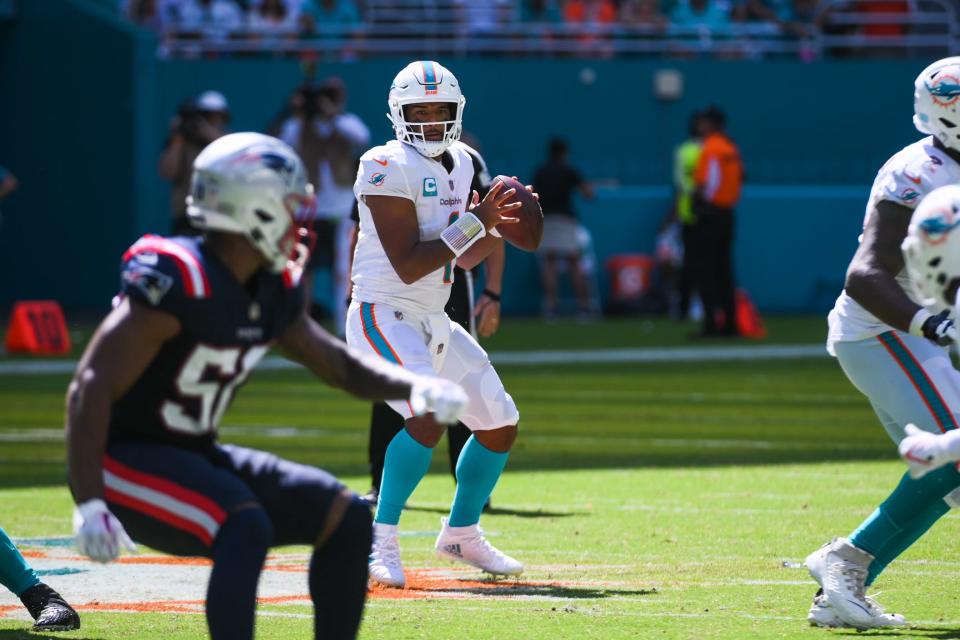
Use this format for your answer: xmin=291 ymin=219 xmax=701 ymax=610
xmin=921 ymin=309 xmax=957 ymax=346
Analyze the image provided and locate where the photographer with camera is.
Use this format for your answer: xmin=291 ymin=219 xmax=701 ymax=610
xmin=158 ymin=90 xmax=231 ymax=235
xmin=278 ymin=77 xmax=369 ymax=329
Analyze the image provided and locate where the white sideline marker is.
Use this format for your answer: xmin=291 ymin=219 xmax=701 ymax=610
xmin=0 ymin=344 xmax=828 ymax=377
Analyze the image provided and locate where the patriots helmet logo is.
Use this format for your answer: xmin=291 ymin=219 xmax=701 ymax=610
xmin=123 ymin=263 xmax=174 ymax=306
xmin=260 ymin=151 xmax=296 ymax=176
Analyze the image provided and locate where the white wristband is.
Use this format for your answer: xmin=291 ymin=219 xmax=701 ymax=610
xmin=909 ymin=308 xmax=932 ymax=336
xmin=440 ymin=211 xmax=486 ymax=257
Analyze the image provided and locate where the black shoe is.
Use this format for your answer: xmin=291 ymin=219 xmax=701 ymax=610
xmin=359 ymin=487 xmax=379 ymax=508
xmin=20 ymin=582 xmax=80 ymax=631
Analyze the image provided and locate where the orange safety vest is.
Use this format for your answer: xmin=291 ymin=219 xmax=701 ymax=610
xmin=694 ymin=133 xmax=743 ymax=209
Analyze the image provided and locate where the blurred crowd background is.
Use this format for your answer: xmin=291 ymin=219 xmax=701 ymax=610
xmin=0 ymin=0 xmax=958 ymax=329
xmin=114 ymin=0 xmax=951 ymax=61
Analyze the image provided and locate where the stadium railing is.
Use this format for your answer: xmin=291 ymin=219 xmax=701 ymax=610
xmin=158 ymin=0 xmax=958 ymax=59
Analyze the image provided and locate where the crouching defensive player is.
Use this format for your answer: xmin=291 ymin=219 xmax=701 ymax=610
xmin=65 ymin=133 xmax=467 ymax=639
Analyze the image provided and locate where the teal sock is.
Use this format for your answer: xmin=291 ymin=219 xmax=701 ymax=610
xmin=0 ymin=526 xmax=39 ymax=597
xmin=866 ymin=499 xmax=948 ymax=585
xmin=448 ymin=436 xmax=509 ymax=527
xmin=850 ymin=466 xmax=960 ymax=583
xmin=374 ymin=429 xmax=433 ymax=526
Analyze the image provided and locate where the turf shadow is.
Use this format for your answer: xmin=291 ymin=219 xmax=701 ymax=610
xmin=404 ymin=504 xmax=581 ymax=519
xmin=419 ymin=583 xmax=657 ymax=599
xmin=830 ymin=629 xmax=960 ymax=638
xmin=0 ymin=631 xmax=104 ymax=640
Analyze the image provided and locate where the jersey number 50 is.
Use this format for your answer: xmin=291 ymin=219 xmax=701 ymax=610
xmin=161 ymin=344 xmax=269 ymax=436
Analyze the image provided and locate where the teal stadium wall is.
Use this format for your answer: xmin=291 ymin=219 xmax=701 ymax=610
xmin=0 ymin=0 xmax=925 ymax=315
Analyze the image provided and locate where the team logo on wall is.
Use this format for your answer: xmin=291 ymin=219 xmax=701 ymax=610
xmin=927 ymin=73 xmax=960 ymax=108
xmin=423 ymin=177 xmax=438 ymax=197
xmin=369 ymin=173 xmax=386 ymax=187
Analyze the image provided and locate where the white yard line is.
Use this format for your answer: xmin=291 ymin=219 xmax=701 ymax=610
xmin=0 ymin=344 xmax=828 ymax=377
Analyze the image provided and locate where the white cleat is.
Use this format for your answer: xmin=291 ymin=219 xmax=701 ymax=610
xmin=808 ymin=591 xmax=846 ymax=628
xmin=804 ymin=538 xmax=906 ymax=629
xmin=435 ymin=517 xmax=523 ymax=576
xmin=369 ymin=523 xmax=405 ymax=588
xmin=807 ymin=590 xmax=906 ymax=629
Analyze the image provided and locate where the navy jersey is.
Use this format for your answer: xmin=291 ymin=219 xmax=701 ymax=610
xmin=109 ymin=235 xmax=304 ymax=449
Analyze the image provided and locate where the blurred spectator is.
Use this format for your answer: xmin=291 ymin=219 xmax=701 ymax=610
xmin=672 ymin=110 xmax=704 ymax=320
xmin=126 ymin=0 xmax=165 ymax=30
xmin=671 ymin=0 xmax=732 ymax=28
xmin=0 ymin=164 xmax=18 ymax=231
xmin=563 ymin=0 xmax=617 ymax=54
xmin=621 ymin=0 xmax=669 ymax=29
xmin=300 ymin=0 xmax=361 ymax=31
xmin=532 ymin=137 xmax=595 ymax=319
xmin=563 ymin=0 xmax=617 ymax=23
xmin=158 ymin=91 xmax=230 ymax=235
xmin=454 ymin=0 xmax=513 ymax=33
xmin=247 ymin=0 xmax=299 ymax=33
xmin=860 ymin=0 xmax=910 ymax=38
xmin=278 ymin=77 xmax=369 ymax=327
xmin=166 ymin=0 xmax=245 ymax=33
xmin=691 ymin=106 xmax=742 ymax=337
xmin=735 ymin=0 xmax=811 ymax=37
xmin=521 ymin=0 xmax=563 ymax=21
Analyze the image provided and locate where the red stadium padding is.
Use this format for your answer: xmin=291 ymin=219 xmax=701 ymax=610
xmin=5 ymin=300 xmax=71 ymax=355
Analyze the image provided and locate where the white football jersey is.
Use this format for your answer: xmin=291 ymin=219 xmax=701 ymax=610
xmin=828 ymin=137 xmax=960 ymax=352
xmin=352 ymin=139 xmax=481 ymax=314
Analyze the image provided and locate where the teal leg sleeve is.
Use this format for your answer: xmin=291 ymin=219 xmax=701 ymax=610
xmin=850 ymin=465 xmax=960 ymax=584
xmin=374 ymin=429 xmax=433 ymax=526
xmin=865 ymin=499 xmax=948 ymax=585
xmin=0 ymin=526 xmax=39 ymax=597
xmin=448 ymin=436 xmax=509 ymax=527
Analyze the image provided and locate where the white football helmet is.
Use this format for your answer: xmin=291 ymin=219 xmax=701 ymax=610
xmin=914 ymin=57 xmax=960 ymax=152
xmin=902 ymin=184 xmax=960 ymax=307
xmin=387 ymin=60 xmax=465 ymax=157
xmin=186 ymin=132 xmax=315 ymax=274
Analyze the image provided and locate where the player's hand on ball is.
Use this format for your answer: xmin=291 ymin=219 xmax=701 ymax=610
xmin=409 ymin=378 xmax=469 ymax=424
xmin=898 ymin=424 xmax=947 ymax=479
xmin=921 ymin=309 xmax=958 ymax=346
xmin=474 ymin=294 xmax=501 ymax=337
xmin=510 ymin=175 xmax=540 ymax=201
xmin=73 ymin=498 xmax=137 ymax=563
xmin=468 ymin=180 xmax=521 ymax=233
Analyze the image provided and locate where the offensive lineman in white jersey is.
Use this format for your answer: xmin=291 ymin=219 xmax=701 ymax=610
xmin=804 ymin=57 xmax=960 ymax=629
xmin=347 ymin=60 xmax=527 ymax=588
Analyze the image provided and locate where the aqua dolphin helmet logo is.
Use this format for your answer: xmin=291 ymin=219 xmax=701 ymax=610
xmin=919 ymin=208 xmax=960 ymax=245
xmin=926 ymin=73 xmax=960 ymax=107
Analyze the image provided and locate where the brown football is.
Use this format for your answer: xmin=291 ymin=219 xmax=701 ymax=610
xmin=492 ymin=175 xmax=543 ymax=252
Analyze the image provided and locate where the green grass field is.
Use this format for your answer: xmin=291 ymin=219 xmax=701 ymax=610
xmin=1 ymin=316 xmax=958 ymax=639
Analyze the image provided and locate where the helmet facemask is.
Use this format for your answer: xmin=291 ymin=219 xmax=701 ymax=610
xmin=387 ymin=61 xmax=465 ymax=157
xmin=389 ymin=99 xmax=464 ymax=158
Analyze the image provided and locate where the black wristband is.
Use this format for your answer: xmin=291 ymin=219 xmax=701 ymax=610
xmin=482 ymin=289 xmax=501 ymax=302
